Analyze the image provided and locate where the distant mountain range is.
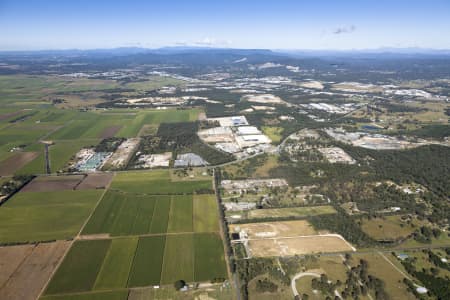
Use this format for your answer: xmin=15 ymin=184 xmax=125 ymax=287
xmin=1 ymin=46 xmax=450 ymax=58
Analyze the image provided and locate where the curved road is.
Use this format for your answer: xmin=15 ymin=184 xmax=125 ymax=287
xmin=291 ymin=272 xmax=320 ymax=297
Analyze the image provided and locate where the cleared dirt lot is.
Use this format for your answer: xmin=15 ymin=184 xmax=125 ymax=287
xmin=21 ymin=175 xmax=84 ymax=192
xmin=249 ymin=235 xmax=354 ymax=257
xmin=230 ymin=220 xmax=317 ymax=239
xmin=0 ymin=152 xmax=38 ymax=176
xmin=0 ymin=241 xmax=70 ymax=300
xmin=76 ymin=172 xmax=114 ymax=190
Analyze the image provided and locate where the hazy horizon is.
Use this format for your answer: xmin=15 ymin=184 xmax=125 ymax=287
xmin=1 ymin=0 xmax=450 ymax=51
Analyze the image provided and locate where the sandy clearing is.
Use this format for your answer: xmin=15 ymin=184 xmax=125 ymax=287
xmin=0 ymin=241 xmax=70 ymax=300
xmin=0 ymin=152 xmax=39 ymax=176
xmin=249 ymin=235 xmax=354 ymax=257
xmin=229 ymin=220 xmax=317 ymax=239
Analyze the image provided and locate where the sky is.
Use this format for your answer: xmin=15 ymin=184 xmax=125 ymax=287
xmin=1 ymin=0 xmax=450 ymax=51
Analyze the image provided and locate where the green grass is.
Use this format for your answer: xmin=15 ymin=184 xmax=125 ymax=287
xmin=94 ymin=238 xmax=138 ymax=290
xmin=128 ymin=236 xmax=166 ymax=287
xmin=82 ymin=190 xmax=126 ymax=235
xmin=149 ymin=196 xmax=171 ymax=234
xmin=194 ymin=233 xmax=227 ymax=282
xmin=193 ymin=194 xmax=219 ymax=232
xmin=0 ymin=190 xmax=102 ymax=243
xmin=261 ymin=126 xmax=283 ymax=143
xmin=111 ymin=170 xmax=212 ymax=194
xmin=116 ymin=109 xmax=200 ymax=137
xmin=41 ymin=290 xmax=129 ymax=300
xmin=248 ymin=205 xmax=337 ymax=219
xmin=45 ymin=239 xmax=111 ymax=294
xmin=130 ymin=197 xmax=156 ymax=235
xmin=83 ymin=191 xmax=158 ymax=237
xmin=161 ymin=234 xmax=194 ymax=284
xmin=167 ymin=195 xmax=193 ymax=233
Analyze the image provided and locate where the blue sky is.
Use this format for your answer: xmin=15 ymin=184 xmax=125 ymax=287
xmin=1 ymin=0 xmax=450 ymax=50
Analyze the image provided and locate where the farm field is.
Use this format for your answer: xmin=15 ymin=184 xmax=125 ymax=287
xmin=0 ymin=107 xmax=202 ymax=176
xmin=41 ymin=290 xmax=129 ymax=300
xmin=0 ymin=151 xmax=39 ymax=176
xmin=83 ymin=192 xmax=218 ymax=236
xmin=46 ymin=234 xmax=227 ymax=295
xmin=94 ymin=238 xmax=138 ymax=290
xmin=111 ymin=169 xmax=212 ymax=194
xmin=0 ymin=190 xmax=103 ymax=243
xmin=45 ymin=239 xmax=112 ymax=294
xmin=21 ymin=175 xmax=85 ymax=192
xmin=0 ymin=241 xmax=70 ymax=300
xmin=360 ymin=215 xmax=424 ymax=241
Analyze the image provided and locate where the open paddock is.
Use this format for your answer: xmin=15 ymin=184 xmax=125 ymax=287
xmin=21 ymin=175 xmax=85 ymax=192
xmin=0 ymin=241 xmax=70 ymax=300
xmin=0 ymin=190 xmax=102 ymax=244
xmin=76 ymin=173 xmax=114 ymax=190
xmin=248 ymin=234 xmax=355 ymax=257
xmin=0 ymin=151 xmax=38 ymax=176
xmin=230 ymin=220 xmax=318 ymax=239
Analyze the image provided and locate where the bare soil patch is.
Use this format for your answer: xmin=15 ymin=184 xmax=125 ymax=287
xmin=0 ymin=241 xmax=70 ymax=300
xmin=99 ymin=125 xmax=122 ymax=139
xmin=230 ymin=220 xmax=317 ymax=239
xmin=0 ymin=152 xmax=39 ymax=176
xmin=249 ymin=235 xmax=354 ymax=257
xmin=0 ymin=110 xmax=23 ymax=121
xmin=0 ymin=244 xmax=34 ymax=287
xmin=76 ymin=172 xmax=114 ymax=190
xmin=21 ymin=175 xmax=84 ymax=192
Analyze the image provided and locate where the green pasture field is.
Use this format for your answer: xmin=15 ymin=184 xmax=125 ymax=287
xmin=111 ymin=170 xmax=212 ymax=194
xmin=124 ymin=76 xmax=185 ymax=91
xmin=41 ymin=290 xmax=128 ymax=300
xmin=149 ymin=196 xmax=171 ymax=234
xmin=360 ymin=215 xmax=423 ymax=241
xmin=160 ymin=234 xmax=195 ymax=284
xmin=193 ymin=194 xmax=219 ymax=232
xmin=193 ymin=233 xmax=227 ymax=281
xmin=45 ymin=239 xmax=112 ymax=295
xmin=0 ymin=190 xmax=102 ymax=243
xmin=116 ymin=109 xmax=201 ymax=137
xmin=94 ymin=238 xmax=138 ymax=290
xmin=128 ymin=235 xmax=166 ymax=287
xmin=84 ymin=191 xmax=219 ymax=237
xmin=167 ymin=195 xmax=193 ymax=233
xmin=82 ymin=191 xmax=158 ymax=236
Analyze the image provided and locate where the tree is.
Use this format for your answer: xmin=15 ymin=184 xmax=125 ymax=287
xmin=174 ymin=279 xmax=186 ymax=290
